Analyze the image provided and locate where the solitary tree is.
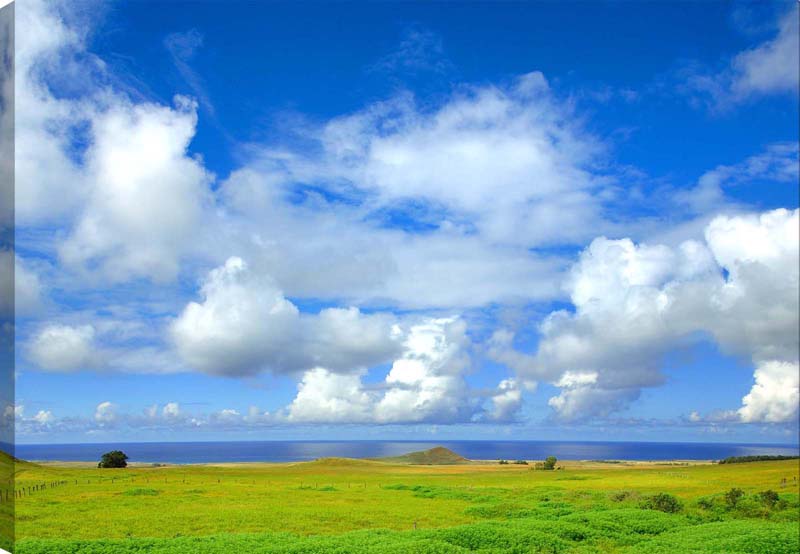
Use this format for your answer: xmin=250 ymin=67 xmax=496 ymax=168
xmin=543 ymin=456 xmax=557 ymax=470
xmin=98 ymin=450 xmax=129 ymax=468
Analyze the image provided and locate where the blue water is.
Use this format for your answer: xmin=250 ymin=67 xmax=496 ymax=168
xmin=12 ymin=440 xmax=800 ymax=464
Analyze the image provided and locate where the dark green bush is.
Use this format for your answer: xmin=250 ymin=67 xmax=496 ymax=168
xmin=724 ymin=488 xmax=745 ymax=509
xmin=758 ymin=490 xmax=780 ymax=509
xmin=696 ymin=497 xmax=715 ymax=510
xmin=641 ymin=493 xmax=682 ymax=513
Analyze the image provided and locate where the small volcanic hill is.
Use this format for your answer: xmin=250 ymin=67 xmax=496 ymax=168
xmin=378 ymin=446 xmax=469 ymax=465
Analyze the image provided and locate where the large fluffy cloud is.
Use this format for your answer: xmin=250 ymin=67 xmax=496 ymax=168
xmin=487 ymin=379 xmax=525 ymax=422
xmin=219 ymin=175 xmax=565 ymax=307
xmin=27 ymin=323 xmax=98 ymax=372
xmin=170 ymin=257 xmax=300 ymax=376
xmin=16 ymin=0 xmax=215 ymax=283
xmin=14 ymin=0 xmax=87 ymax=224
xmin=58 ymin=97 xmax=213 ymax=283
xmin=171 ymin=257 xmax=401 ymax=376
xmin=374 ymin=317 xmax=474 ymax=423
xmin=287 ymin=317 xmax=487 ymax=424
xmin=217 ymin=73 xmax=606 ymax=308
xmin=738 ymin=361 xmax=799 ymax=423
xmin=493 ymin=208 xmax=799 ymax=422
xmin=287 ymin=368 xmax=374 ymax=423
xmin=311 ymin=74 xmax=604 ymax=247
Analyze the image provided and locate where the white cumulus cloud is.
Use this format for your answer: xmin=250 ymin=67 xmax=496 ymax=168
xmin=16 ymin=0 xmax=215 ymax=284
xmin=487 ymin=379 xmax=524 ymax=422
xmin=28 ymin=324 xmax=98 ymax=372
xmin=493 ymin=208 xmax=799 ymax=422
xmin=58 ymin=96 xmax=214 ymax=283
xmin=162 ymin=402 xmax=181 ymax=419
xmin=171 ymin=256 xmax=401 ymax=376
xmin=288 ymin=368 xmax=374 ymax=423
xmin=287 ymin=317 xmax=479 ymax=424
xmin=738 ymin=361 xmax=799 ymax=423
xmin=32 ymin=410 xmax=54 ymax=425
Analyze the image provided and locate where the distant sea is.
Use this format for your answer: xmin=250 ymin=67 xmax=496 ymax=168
xmin=12 ymin=440 xmax=800 ymax=464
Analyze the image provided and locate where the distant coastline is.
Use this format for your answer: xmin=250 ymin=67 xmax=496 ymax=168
xmin=12 ymin=439 xmax=800 ymax=465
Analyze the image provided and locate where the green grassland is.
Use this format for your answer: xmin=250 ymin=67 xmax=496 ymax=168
xmin=0 ymin=450 xmax=13 ymax=552
xmin=6 ymin=450 xmax=800 ymax=553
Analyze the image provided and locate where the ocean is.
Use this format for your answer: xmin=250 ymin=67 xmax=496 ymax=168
xmin=12 ymin=440 xmax=800 ymax=464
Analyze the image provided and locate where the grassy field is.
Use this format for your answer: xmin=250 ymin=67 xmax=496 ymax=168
xmin=0 ymin=451 xmax=12 ymax=552
xmin=6 ymin=450 xmax=800 ymax=553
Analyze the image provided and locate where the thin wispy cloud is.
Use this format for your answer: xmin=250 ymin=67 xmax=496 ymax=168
xmin=164 ymin=29 xmax=216 ymax=118
xmin=372 ymin=26 xmax=454 ymax=77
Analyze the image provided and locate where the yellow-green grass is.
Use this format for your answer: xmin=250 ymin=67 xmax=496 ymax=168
xmin=0 ymin=450 xmax=13 ymax=551
xmin=12 ymin=456 xmax=799 ymax=542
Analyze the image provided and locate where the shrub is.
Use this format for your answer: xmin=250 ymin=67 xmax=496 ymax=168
xmin=513 ymin=460 xmax=528 ymax=465
xmin=696 ymin=497 xmax=715 ymax=510
xmin=758 ymin=490 xmax=780 ymax=509
xmin=498 ymin=459 xmax=509 ymax=465
xmin=543 ymin=456 xmax=557 ymax=470
xmin=641 ymin=493 xmax=683 ymax=513
xmin=724 ymin=487 xmax=745 ymax=509
xmin=611 ymin=490 xmax=638 ymax=502
xmin=98 ymin=450 xmax=128 ymax=469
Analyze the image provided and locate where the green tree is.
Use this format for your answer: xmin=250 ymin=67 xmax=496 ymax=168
xmin=543 ymin=456 xmax=557 ymax=470
xmin=98 ymin=450 xmax=129 ymax=468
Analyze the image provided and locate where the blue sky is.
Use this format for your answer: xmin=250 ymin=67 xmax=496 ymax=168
xmin=7 ymin=0 xmax=799 ymax=444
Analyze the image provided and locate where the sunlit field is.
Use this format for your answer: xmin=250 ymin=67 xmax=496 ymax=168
xmin=9 ymin=451 xmax=799 ymax=553
xmin=0 ymin=452 xmax=12 ymax=552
